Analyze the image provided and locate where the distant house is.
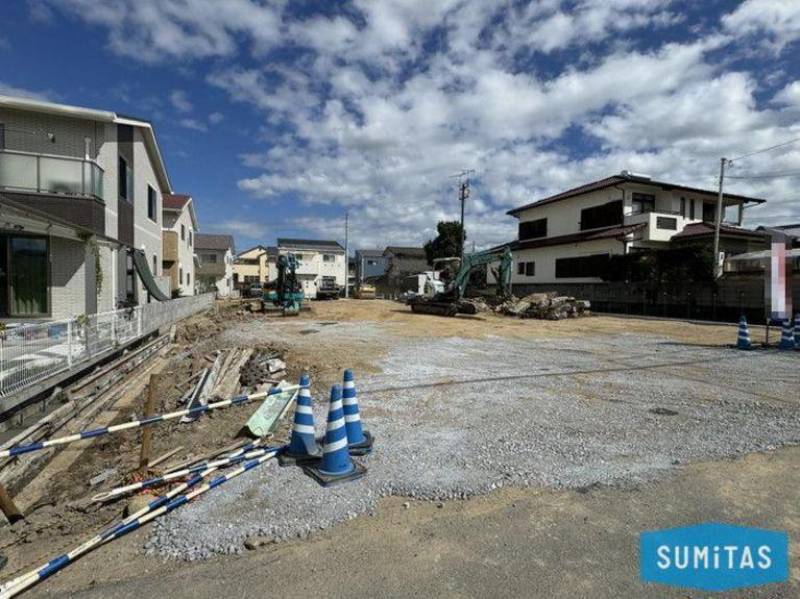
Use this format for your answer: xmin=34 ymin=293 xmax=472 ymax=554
xmin=383 ymin=246 xmax=428 ymax=280
xmin=195 ymin=234 xmax=235 ymax=297
xmin=0 ymin=94 xmax=172 ymax=320
xmin=355 ymin=249 xmax=387 ymax=283
xmin=276 ymin=238 xmax=346 ymax=299
xmin=233 ymin=244 xmax=277 ymax=289
xmin=162 ymin=193 xmax=198 ymax=297
xmin=503 ymin=171 xmax=766 ymax=288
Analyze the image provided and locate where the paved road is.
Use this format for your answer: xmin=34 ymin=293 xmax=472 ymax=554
xmin=31 ymin=446 xmax=800 ymax=598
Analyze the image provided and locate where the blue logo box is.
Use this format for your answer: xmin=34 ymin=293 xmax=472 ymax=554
xmin=640 ymin=523 xmax=789 ymax=592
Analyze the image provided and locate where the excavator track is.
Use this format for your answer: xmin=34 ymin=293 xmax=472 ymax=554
xmin=410 ymin=301 xmax=458 ymax=317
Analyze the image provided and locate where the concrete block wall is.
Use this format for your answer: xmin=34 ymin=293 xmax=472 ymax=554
xmin=49 ymin=237 xmax=87 ymax=320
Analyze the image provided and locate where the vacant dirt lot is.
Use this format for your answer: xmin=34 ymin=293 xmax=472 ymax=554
xmin=8 ymin=300 xmax=799 ymax=598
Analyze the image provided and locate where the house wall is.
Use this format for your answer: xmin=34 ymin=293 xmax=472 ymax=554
xmin=285 ymin=248 xmax=346 ymax=298
xmin=511 ymin=238 xmax=622 ymax=284
xmin=131 ymin=127 xmax=163 ymax=301
xmin=233 ymin=248 xmax=268 ymax=285
xmin=0 ymin=107 xmax=103 ymax=159
xmin=49 ymin=236 xmax=88 ymax=320
xmin=165 ymin=207 xmax=195 ymax=296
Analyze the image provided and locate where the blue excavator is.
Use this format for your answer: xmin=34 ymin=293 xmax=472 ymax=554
xmin=409 ymin=246 xmax=513 ymax=317
xmin=262 ymin=253 xmax=305 ymax=315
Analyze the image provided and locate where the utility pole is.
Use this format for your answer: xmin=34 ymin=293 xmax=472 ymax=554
xmin=344 ymin=211 xmax=349 ymax=298
xmin=713 ymin=157 xmax=727 ymax=279
xmin=451 ymin=169 xmax=475 ymax=263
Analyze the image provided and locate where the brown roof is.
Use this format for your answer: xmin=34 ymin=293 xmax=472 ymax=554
xmin=508 ymin=223 xmax=646 ymax=251
xmin=195 ymin=233 xmax=235 ymax=252
xmin=507 ymin=174 xmax=767 ymax=216
xmin=672 ymin=222 xmax=767 ymax=240
xmin=383 ymin=246 xmax=426 ymax=258
xmin=163 ymin=193 xmax=191 ymax=210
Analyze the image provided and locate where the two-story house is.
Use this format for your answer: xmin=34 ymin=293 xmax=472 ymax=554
xmin=0 ymin=94 xmax=171 ymax=321
xmin=276 ymin=238 xmax=346 ymax=299
xmin=355 ymin=249 xmax=387 ymax=283
xmin=195 ymin=233 xmax=235 ymax=297
xmin=503 ymin=171 xmax=766 ymax=289
xmin=162 ymin=193 xmax=198 ymax=297
xmin=233 ymin=245 xmax=277 ymax=289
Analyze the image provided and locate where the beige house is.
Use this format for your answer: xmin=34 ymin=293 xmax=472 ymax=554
xmin=502 ymin=171 xmax=766 ymax=287
xmin=233 ymin=245 xmax=277 ymax=288
xmin=195 ymin=233 xmax=235 ymax=297
xmin=162 ymin=194 xmax=198 ymax=297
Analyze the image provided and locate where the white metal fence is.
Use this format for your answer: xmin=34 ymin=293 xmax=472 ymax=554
xmin=0 ymin=293 xmax=214 ymax=399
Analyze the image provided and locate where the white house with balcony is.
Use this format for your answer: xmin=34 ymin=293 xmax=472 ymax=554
xmin=276 ymin=238 xmax=346 ymax=299
xmin=195 ymin=233 xmax=235 ymax=297
xmin=0 ymin=94 xmax=172 ymax=321
xmin=501 ymin=171 xmax=765 ymax=286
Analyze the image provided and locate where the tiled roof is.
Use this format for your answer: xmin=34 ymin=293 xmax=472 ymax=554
xmin=509 ymin=223 xmax=646 ymax=251
xmin=383 ymin=246 xmax=426 ymax=258
xmin=195 ymin=233 xmax=235 ymax=252
xmin=672 ymin=222 xmax=767 ymax=240
xmin=163 ymin=193 xmax=191 ymax=210
xmin=507 ymin=174 xmax=767 ymax=216
xmin=277 ymin=238 xmax=344 ymax=251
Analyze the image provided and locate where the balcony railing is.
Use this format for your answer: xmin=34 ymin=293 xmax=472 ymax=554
xmin=0 ymin=149 xmax=104 ymax=200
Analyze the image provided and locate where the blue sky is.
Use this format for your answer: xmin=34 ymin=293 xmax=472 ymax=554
xmin=1 ymin=0 xmax=799 ymax=252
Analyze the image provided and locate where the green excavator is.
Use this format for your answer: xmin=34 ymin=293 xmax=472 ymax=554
xmin=262 ymin=253 xmax=306 ymax=316
xmin=409 ymin=246 xmax=513 ymax=317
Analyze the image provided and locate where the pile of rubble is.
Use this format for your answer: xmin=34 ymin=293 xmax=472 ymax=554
xmin=497 ymin=292 xmax=590 ymax=320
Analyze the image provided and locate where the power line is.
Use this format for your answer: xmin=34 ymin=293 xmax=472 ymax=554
xmin=729 ymin=136 xmax=800 ymax=162
xmin=726 ymin=170 xmax=800 ymax=180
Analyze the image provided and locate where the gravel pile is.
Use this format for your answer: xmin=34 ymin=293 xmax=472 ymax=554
xmin=147 ymin=323 xmax=800 ymax=560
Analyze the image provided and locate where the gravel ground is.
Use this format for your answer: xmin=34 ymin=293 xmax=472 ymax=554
xmin=146 ymin=320 xmax=800 ymax=560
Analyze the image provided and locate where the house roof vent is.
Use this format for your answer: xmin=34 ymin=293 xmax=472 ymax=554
xmin=620 ymin=170 xmax=652 ymax=180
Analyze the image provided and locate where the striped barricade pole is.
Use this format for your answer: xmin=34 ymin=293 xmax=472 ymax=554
xmin=0 ymin=448 xmax=280 ymax=598
xmin=91 ymin=442 xmax=282 ymax=502
xmin=0 ymin=385 xmax=300 ymax=459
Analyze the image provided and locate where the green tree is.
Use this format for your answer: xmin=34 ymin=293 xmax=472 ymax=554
xmin=424 ymin=221 xmax=464 ymax=265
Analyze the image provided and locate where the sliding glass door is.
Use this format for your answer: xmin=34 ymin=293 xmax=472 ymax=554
xmin=0 ymin=234 xmax=49 ymax=317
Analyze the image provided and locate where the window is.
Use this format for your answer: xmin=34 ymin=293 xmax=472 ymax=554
xmin=186 ymin=272 xmax=191 ymax=286
xmin=580 ymin=200 xmax=623 ymax=231
xmin=147 ymin=186 xmax=157 ymax=222
xmin=690 ymin=199 xmax=695 ymax=220
xmin=519 ymin=218 xmax=547 ymax=240
xmin=152 ymin=254 xmax=157 ymax=276
xmin=180 ymin=267 xmax=183 ymax=283
xmin=680 ymin=197 xmax=686 ymax=218
xmin=703 ymin=202 xmax=716 ymax=222
xmin=189 ymin=231 xmax=192 ymax=247
xmin=125 ymin=253 xmax=136 ymax=303
xmin=323 ymin=254 xmax=336 ymax=262
xmin=202 ymin=253 xmax=217 ymax=263
xmin=656 ymin=217 xmax=677 ymax=230
xmin=517 ymin=262 xmax=525 ymax=275
xmin=118 ymin=156 xmax=132 ymax=202
xmin=0 ymin=123 xmax=5 ymax=149
xmin=525 ymin=261 xmax=535 ymax=276
xmin=0 ymin=235 xmax=49 ymax=316
xmin=631 ymin=193 xmax=656 ymax=214
xmin=555 ymin=254 xmax=609 ymax=279
xmin=181 ymin=224 xmax=185 ymax=241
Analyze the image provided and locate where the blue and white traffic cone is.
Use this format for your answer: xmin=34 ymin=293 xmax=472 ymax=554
xmin=342 ymin=369 xmax=374 ymax=456
xmin=279 ymin=374 xmax=321 ymax=466
xmin=778 ymin=319 xmax=795 ymax=350
xmin=794 ymin=314 xmax=800 ymax=348
xmin=736 ymin=315 xmax=753 ymax=350
xmin=303 ymin=384 xmax=366 ymax=487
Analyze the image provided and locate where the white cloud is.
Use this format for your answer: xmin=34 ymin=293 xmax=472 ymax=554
xmin=46 ymin=1 xmax=800 ymax=243
xmin=208 ymin=111 xmax=224 ymax=124
xmin=0 ymin=81 xmax=51 ymax=101
xmin=169 ymin=89 xmax=193 ymax=113
xmin=207 ymin=219 xmax=269 ymax=239
xmin=722 ymin=0 xmax=800 ymax=53
xmin=179 ymin=118 xmax=207 ymax=132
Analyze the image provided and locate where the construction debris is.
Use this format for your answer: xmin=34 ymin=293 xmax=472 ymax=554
xmin=497 ymin=292 xmax=590 ymax=320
